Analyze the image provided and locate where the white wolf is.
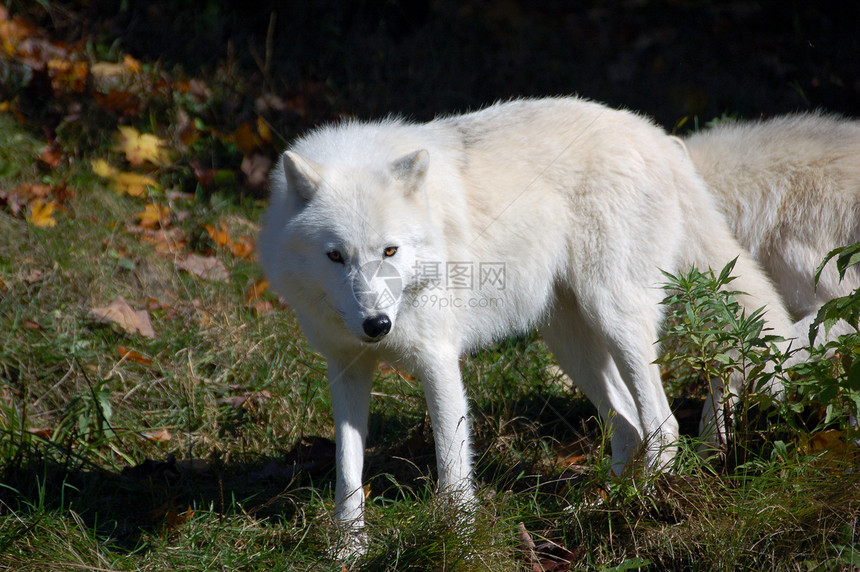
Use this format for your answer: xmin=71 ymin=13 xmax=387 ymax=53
xmin=684 ymin=113 xmax=860 ymax=341
xmin=259 ymin=97 xmax=793 ymax=556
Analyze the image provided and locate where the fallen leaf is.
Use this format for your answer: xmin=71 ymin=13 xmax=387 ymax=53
xmin=230 ymin=235 xmax=255 ymax=259
xmin=231 ymin=122 xmax=258 ymax=154
xmin=218 ymin=390 xmax=272 ymax=410
xmin=204 ymin=223 xmax=231 ymax=248
xmin=22 ymin=319 xmax=43 ymax=330
xmin=175 ymin=254 xmax=230 ymax=282
xmin=256 ymin=116 xmax=273 ymax=144
xmin=248 ymin=299 xmax=274 ymax=315
xmin=91 ymin=158 xmax=115 ymax=178
xmin=38 ymin=144 xmax=63 ymax=168
xmin=26 ymin=198 xmax=57 ymax=227
xmin=190 ymin=160 xmax=216 ymax=187
xmin=93 ymin=159 xmax=159 ymax=196
xmin=116 ymin=344 xmax=152 ymax=364
xmin=20 ymin=269 xmax=44 ymax=284
xmin=137 ymin=203 xmax=171 ymax=229
xmin=15 ymin=182 xmax=51 ymax=199
xmin=113 ymin=171 xmax=159 ymax=196
xmin=240 ymin=153 xmax=272 ymax=189
xmin=0 ymin=188 xmax=26 ymax=215
xmin=27 ymin=427 xmax=53 ymax=440
xmin=378 ymin=362 xmax=417 ymax=381
xmin=114 ymin=126 xmax=169 ymax=166
xmin=90 ymin=61 xmax=126 ymax=78
xmin=47 ymin=58 xmax=87 ymax=93
xmin=126 ymin=224 xmax=187 ymax=254
xmin=143 ymin=428 xmax=172 ymax=442
xmin=122 ymin=54 xmax=141 ymax=73
xmin=90 ymin=296 xmax=156 ymax=338
xmin=245 ymin=278 xmax=269 ymax=303
xmin=93 ymin=90 xmax=142 ymax=117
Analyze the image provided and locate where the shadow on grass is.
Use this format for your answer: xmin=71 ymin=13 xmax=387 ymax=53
xmin=0 ymin=439 xmax=339 ymax=553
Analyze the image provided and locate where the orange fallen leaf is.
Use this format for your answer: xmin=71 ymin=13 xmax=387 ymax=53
xmin=204 ymin=222 xmax=231 ymax=248
xmin=27 ymin=198 xmax=57 ymax=227
xmin=378 ymin=362 xmax=417 ymax=381
xmin=127 ymin=225 xmax=187 ymax=254
xmin=90 ymin=296 xmax=156 ymax=338
xmin=116 ymin=344 xmax=153 ymax=364
xmin=230 ymin=235 xmax=255 ymax=259
xmin=245 ymin=278 xmax=269 ymax=303
xmin=231 ymin=122 xmax=258 ymax=154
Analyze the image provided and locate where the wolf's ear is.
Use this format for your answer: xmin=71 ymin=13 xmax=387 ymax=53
xmin=390 ymin=150 xmax=429 ymax=194
xmin=283 ymin=151 xmax=323 ymax=201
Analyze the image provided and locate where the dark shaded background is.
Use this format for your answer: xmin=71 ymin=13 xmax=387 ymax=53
xmin=35 ymin=0 xmax=860 ymax=127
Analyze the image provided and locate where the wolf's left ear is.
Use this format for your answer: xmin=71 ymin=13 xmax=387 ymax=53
xmin=390 ymin=150 xmax=429 ymax=194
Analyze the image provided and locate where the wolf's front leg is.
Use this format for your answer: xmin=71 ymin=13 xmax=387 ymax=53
xmin=416 ymin=348 xmax=476 ymax=509
xmin=327 ymin=354 xmax=375 ymax=560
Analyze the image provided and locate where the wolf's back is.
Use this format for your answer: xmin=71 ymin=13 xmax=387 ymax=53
xmin=684 ymin=114 xmax=860 ymax=319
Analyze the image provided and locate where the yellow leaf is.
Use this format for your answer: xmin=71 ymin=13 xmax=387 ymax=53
xmin=92 ymin=159 xmax=158 ymax=196
xmin=112 ymin=171 xmax=159 ymax=197
xmin=256 ymin=117 xmax=272 ymax=144
xmin=115 ymin=126 xmax=169 ymax=166
xmin=27 ymin=199 xmax=57 ymax=228
xmin=91 ymin=158 xmax=116 ymax=178
xmin=137 ymin=203 xmax=170 ymax=228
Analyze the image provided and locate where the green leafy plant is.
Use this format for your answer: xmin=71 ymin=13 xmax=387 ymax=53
xmin=788 ymin=242 xmax=860 ymax=431
xmin=657 ymin=259 xmax=788 ymax=426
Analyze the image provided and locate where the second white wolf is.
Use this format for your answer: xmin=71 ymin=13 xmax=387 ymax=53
xmin=259 ymin=97 xmax=794 ymax=555
xmin=685 ymin=113 xmax=860 ymax=340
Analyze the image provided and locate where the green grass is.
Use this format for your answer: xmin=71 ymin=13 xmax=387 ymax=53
xmin=2 ymin=109 xmax=860 ymax=571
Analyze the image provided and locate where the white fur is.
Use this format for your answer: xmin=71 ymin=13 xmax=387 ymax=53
xmin=259 ymin=97 xmax=794 ymax=557
xmin=685 ymin=113 xmax=860 ymax=341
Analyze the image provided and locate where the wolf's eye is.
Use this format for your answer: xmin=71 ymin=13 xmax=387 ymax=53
xmin=383 ymin=246 xmax=398 ymax=258
xmin=327 ymin=250 xmax=344 ymax=263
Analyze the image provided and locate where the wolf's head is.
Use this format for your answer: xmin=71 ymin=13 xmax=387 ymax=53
xmin=260 ymin=145 xmax=434 ymax=345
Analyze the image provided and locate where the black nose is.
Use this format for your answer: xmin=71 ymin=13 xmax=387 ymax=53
xmin=362 ymin=315 xmax=391 ymax=339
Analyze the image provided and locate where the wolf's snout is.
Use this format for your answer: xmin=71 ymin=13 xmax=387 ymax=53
xmin=362 ymin=315 xmax=392 ymax=340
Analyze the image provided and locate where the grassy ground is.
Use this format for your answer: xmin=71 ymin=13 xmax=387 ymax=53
xmin=1 ymin=112 xmax=859 ymax=571
xmin=1 ymin=8 xmax=859 ymax=570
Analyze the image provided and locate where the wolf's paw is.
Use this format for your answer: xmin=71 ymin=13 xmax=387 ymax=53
xmin=334 ymin=529 xmax=369 ymax=563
